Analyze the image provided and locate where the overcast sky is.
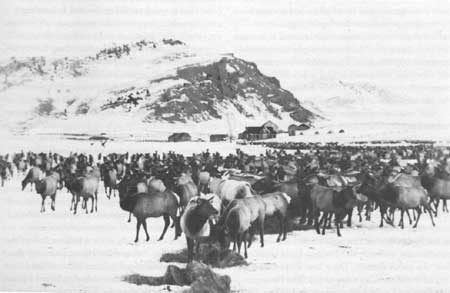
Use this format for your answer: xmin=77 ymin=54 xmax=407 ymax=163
xmin=1 ymin=0 xmax=449 ymax=102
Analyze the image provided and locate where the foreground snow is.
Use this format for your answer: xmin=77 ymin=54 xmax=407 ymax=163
xmin=1 ymin=176 xmax=449 ymax=293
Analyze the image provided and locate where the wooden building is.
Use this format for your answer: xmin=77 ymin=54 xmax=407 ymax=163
xmin=168 ymin=132 xmax=191 ymax=142
xmin=210 ymin=134 xmax=228 ymax=142
xmin=239 ymin=125 xmax=277 ymax=141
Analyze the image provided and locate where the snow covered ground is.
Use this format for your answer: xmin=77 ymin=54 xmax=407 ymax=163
xmin=1 ymin=175 xmax=449 ymax=292
xmin=269 ymin=122 xmax=450 ymax=145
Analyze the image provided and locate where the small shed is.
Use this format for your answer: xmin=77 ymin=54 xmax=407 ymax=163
xmin=288 ymin=123 xmax=311 ymax=136
xmin=288 ymin=124 xmax=298 ymax=136
xmin=168 ymin=132 xmax=191 ymax=142
xmin=210 ymin=134 xmax=228 ymax=142
xmin=298 ymin=123 xmax=310 ymax=131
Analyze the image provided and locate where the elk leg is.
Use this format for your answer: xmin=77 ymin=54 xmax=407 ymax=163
xmin=283 ymin=216 xmax=288 ymax=241
xmin=400 ymin=209 xmax=404 ymax=229
xmin=73 ymin=196 xmax=78 ymax=214
xmin=186 ymin=237 xmax=194 ymax=262
xmin=51 ymin=194 xmax=56 ymax=211
xmin=443 ymin=200 xmax=448 ymax=212
xmin=413 ymin=207 xmax=422 ymax=228
xmin=170 ymin=213 xmax=176 ymax=228
xmin=321 ymin=212 xmax=328 ymax=235
xmin=173 ymin=215 xmax=181 ymax=240
xmin=358 ymin=205 xmax=363 ymax=222
xmin=41 ymin=196 xmax=45 ymax=213
xmin=90 ymin=197 xmax=94 ymax=213
xmin=259 ymin=216 xmax=265 ymax=248
xmin=243 ymin=230 xmax=248 ymax=259
xmin=306 ymin=209 xmax=314 ymax=226
xmin=135 ymin=220 xmax=141 ymax=242
xmin=128 ymin=212 xmax=132 ymax=223
xmin=315 ymin=211 xmax=323 ymax=234
xmin=95 ymin=192 xmax=98 ymax=212
xmin=434 ymin=199 xmax=440 ymax=217
xmin=379 ymin=208 xmax=384 ymax=228
xmin=365 ymin=202 xmax=372 ymax=221
xmin=158 ymin=214 xmax=170 ymax=241
xmin=276 ymin=213 xmax=283 ymax=242
xmin=330 ymin=214 xmax=336 ymax=229
xmin=247 ymin=224 xmax=254 ymax=248
xmin=142 ymin=219 xmax=150 ymax=241
xmin=406 ymin=210 xmax=413 ymax=225
xmin=335 ymin=214 xmax=342 ymax=237
xmin=390 ymin=208 xmax=395 ymax=223
xmin=425 ymin=204 xmax=436 ymax=226
xmin=70 ymin=194 xmax=74 ymax=211
xmin=347 ymin=208 xmax=353 ymax=227
xmin=195 ymin=241 xmax=201 ymax=261
xmin=237 ymin=233 xmax=242 ymax=255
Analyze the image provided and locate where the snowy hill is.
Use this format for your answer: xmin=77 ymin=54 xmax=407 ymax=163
xmin=277 ymin=80 xmax=450 ymax=143
xmin=298 ymin=80 xmax=447 ymax=125
xmin=0 ymin=39 xmax=315 ymax=139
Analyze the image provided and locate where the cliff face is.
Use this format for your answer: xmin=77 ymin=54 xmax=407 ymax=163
xmin=147 ymin=57 xmax=315 ymax=123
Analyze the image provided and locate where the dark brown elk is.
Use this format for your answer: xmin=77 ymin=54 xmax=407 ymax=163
xmin=421 ymin=163 xmax=450 ymax=216
xmin=310 ymin=184 xmax=358 ymax=236
xmin=359 ymin=172 xmax=435 ymax=229
xmin=118 ymin=176 xmax=181 ymax=242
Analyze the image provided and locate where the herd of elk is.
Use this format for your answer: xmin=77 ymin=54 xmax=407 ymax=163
xmin=6 ymin=143 xmax=450 ymax=261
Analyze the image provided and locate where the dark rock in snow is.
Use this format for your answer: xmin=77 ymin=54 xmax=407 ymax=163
xmin=184 ymin=261 xmax=231 ymax=293
xmin=160 ymin=242 xmax=247 ymax=268
xmin=122 ymin=261 xmax=231 ymax=293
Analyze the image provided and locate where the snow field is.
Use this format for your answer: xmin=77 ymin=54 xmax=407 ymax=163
xmin=1 ymin=174 xmax=450 ymax=292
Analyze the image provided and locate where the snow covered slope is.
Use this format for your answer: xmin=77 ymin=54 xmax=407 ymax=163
xmin=279 ymin=80 xmax=450 ymax=142
xmin=0 ymin=39 xmax=315 ymax=139
xmin=299 ymin=80 xmax=447 ymax=125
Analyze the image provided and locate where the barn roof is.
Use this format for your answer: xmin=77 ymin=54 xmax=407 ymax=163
xmin=243 ymin=126 xmax=264 ymax=133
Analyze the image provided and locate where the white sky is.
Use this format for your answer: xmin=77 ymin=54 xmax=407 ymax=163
xmin=0 ymin=0 xmax=449 ymax=102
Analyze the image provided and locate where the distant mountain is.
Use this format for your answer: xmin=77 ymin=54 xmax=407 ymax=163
xmin=0 ymin=39 xmax=316 ymax=138
xmin=297 ymin=80 xmax=426 ymax=125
